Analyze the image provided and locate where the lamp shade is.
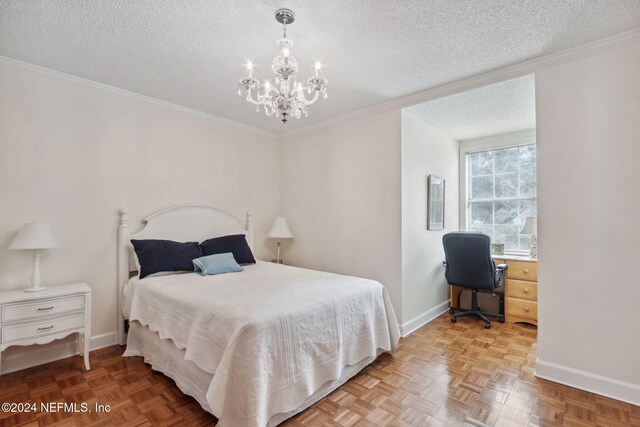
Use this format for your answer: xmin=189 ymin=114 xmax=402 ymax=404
xmin=520 ymin=217 xmax=537 ymax=235
xmin=267 ymin=217 xmax=294 ymax=239
xmin=9 ymin=223 xmax=61 ymax=250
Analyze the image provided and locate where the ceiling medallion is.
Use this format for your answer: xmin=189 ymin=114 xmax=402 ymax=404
xmin=238 ymin=8 xmax=328 ymax=124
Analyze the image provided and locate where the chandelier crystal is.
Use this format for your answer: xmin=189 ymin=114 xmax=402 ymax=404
xmin=238 ymin=8 xmax=328 ymax=124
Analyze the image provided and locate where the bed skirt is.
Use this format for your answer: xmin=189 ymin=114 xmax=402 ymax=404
xmin=123 ymin=321 xmax=382 ymax=426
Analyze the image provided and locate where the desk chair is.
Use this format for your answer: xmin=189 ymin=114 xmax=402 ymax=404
xmin=442 ymin=232 xmax=507 ymax=329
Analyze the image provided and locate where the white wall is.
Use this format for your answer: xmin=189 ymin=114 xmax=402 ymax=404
xmin=536 ymin=41 xmax=640 ymax=404
xmin=0 ymin=61 xmax=280 ymax=370
xmin=400 ymin=111 xmax=459 ymax=334
xmin=279 ymin=111 xmax=404 ymax=322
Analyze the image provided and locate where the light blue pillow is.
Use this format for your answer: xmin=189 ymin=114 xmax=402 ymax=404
xmin=193 ymin=252 xmax=243 ymax=276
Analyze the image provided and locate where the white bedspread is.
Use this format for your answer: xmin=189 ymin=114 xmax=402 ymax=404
xmin=125 ymin=261 xmax=400 ymax=427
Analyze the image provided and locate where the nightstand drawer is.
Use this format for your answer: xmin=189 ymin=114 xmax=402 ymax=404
xmin=2 ymin=295 xmax=85 ymax=323
xmin=506 ymin=297 xmax=537 ymax=320
xmin=2 ymin=314 xmax=84 ymax=343
xmin=506 ymin=261 xmax=537 ymax=281
xmin=506 ymin=280 xmax=538 ymax=300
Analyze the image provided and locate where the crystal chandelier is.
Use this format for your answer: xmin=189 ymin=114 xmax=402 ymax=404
xmin=238 ymin=8 xmax=328 ymax=124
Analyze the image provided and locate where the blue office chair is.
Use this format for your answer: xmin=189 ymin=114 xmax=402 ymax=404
xmin=442 ymin=232 xmax=507 ymax=329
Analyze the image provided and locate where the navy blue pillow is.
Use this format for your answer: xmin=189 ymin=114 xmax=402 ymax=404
xmin=200 ymin=234 xmax=256 ymax=265
xmin=131 ymin=239 xmax=203 ymax=279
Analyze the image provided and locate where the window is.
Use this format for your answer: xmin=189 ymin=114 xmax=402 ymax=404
xmin=466 ymin=144 xmax=536 ymax=253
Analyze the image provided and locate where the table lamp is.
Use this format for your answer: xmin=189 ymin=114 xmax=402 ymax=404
xmin=520 ymin=217 xmax=537 ymax=259
xmin=9 ymin=222 xmax=61 ymax=292
xmin=267 ymin=217 xmax=294 ymax=264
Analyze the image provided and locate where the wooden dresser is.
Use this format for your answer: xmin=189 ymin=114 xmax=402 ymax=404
xmin=449 ymin=255 xmax=538 ymax=326
xmin=494 ymin=256 xmax=538 ymax=326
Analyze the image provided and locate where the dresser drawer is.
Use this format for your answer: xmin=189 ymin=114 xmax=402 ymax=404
xmin=506 ymin=280 xmax=538 ymax=301
xmin=506 ymin=261 xmax=537 ymax=281
xmin=2 ymin=314 xmax=84 ymax=343
xmin=506 ymin=297 xmax=537 ymax=320
xmin=2 ymin=295 xmax=85 ymax=323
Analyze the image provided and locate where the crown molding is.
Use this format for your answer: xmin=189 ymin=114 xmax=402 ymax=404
xmin=0 ymin=55 xmax=276 ymax=138
xmin=283 ymin=27 xmax=640 ymax=136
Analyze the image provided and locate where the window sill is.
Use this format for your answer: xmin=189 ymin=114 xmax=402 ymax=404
xmin=493 ymin=253 xmax=537 ymax=262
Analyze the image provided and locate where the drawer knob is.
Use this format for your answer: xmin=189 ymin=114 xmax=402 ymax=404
xmin=523 ymin=269 xmax=529 ymax=273
xmin=38 ymin=325 xmax=54 ymax=331
xmin=524 ymin=307 xmax=530 ymax=312
xmin=37 ymin=306 xmax=54 ymax=311
xmin=523 ymin=288 xmax=529 ymax=293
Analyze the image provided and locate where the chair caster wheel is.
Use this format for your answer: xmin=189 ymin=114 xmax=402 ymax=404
xmin=499 ymin=317 xmax=505 ymax=323
xmin=484 ymin=322 xmax=491 ymax=329
xmin=451 ymin=316 xmax=457 ymax=323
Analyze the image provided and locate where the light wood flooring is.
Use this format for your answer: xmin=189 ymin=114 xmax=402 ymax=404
xmin=0 ymin=313 xmax=638 ymax=426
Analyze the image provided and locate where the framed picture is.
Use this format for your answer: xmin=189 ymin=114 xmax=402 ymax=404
xmin=427 ymin=175 xmax=445 ymax=230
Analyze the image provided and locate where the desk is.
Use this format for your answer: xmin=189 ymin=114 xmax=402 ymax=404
xmin=449 ymin=255 xmax=538 ymax=326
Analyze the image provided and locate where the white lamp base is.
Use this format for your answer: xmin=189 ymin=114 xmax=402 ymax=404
xmin=24 ymin=286 xmax=47 ymax=293
xmin=275 ymin=241 xmax=282 ymax=264
xmin=25 ymin=250 xmax=47 ymax=292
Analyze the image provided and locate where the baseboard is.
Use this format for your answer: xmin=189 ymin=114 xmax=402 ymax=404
xmin=90 ymin=331 xmax=119 ymax=351
xmin=536 ymin=359 xmax=640 ymax=406
xmin=400 ymin=300 xmax=450 ymax=337
xmin=1 ymin=331 xmax=119 ymax=375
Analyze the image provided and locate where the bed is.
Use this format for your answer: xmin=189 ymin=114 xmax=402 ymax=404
xmin=117 ymin=206 xmax=400 ymax=427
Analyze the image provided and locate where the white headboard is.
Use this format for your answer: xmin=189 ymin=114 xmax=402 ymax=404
xmin=117 ymin=205 xmax=254 ymax=345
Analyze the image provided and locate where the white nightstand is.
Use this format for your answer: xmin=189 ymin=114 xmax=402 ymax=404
xmin=0 ymin=283 xmax=91 ymax=375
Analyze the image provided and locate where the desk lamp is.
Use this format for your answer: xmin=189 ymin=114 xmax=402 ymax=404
xmin=9 ymin=222 xmax=61 ymax=292
xmin=520 ymin=217 xmax=537 ymax=259
xmin=267 ymin=217 xmax=294 ymax=264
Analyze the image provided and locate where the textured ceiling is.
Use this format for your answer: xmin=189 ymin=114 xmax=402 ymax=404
xmin=405 ymin=75 xmax=535 ymax=141
xmin=1 ymin=1 xmax=639 ymax=134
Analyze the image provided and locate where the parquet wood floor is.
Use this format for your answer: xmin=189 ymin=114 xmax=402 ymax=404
xmin=1 ymin=313 xmax=638 ymax=426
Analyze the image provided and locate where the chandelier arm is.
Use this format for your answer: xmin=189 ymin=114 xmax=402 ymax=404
xmin=289 ymin=83 xmax=303 ymax=97
xmin=296 ymin=89 xmax=320 ymax=106
xmin=244 ymin=89 xmax=263 ymax=105
xmin=265 ymin=86 xmax=279 ymax=97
